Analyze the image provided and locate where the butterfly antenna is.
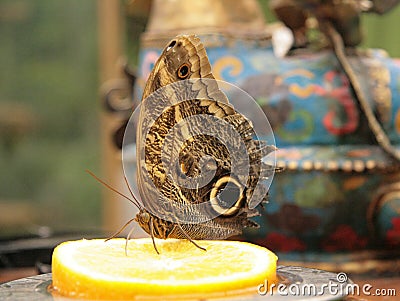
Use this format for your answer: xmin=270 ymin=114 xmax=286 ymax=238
xmin=149 ymin=216 xmax=160 ymax=255
xmin=85 ymin=170 xmax=141 ymax=209
xmin=176 ymin=223 xmax=206 ymax=252
xmin=105 ymin=217 xmax=136 ymax=242
xmin=123 ymin=174 xmax=143 ymax=209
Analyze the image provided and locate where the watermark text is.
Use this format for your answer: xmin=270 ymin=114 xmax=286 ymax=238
xmin=257 ymin=272 xmax=397 ymax=297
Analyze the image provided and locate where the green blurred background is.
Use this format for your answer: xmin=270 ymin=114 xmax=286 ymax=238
xmin=0 ymin=1 xmax=100 ymax=235
xmin=0 ymin=0 xmax=399 ymax=237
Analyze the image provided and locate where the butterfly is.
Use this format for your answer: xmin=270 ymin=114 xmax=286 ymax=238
xmin=92 ymin=34 xmax=277 ymax=253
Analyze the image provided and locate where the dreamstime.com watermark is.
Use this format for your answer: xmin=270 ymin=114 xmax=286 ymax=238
xmin=257 ymin=272 xmax=397 ymax=297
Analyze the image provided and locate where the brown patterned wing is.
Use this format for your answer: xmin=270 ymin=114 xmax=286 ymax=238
xmin=135 ymin=35 xmax=275 ymax=239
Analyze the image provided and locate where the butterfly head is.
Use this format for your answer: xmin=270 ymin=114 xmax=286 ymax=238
xmin=134 ymin=208 xmax=175 ymax=239
xmin=134 ymin=209 xmax=151 ymax=225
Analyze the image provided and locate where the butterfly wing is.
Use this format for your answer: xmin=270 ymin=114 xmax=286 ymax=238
xmin=136 ymin=35 xmax=275 ymax=239
xmin=136 ymin=35 xmax=218 ymax=218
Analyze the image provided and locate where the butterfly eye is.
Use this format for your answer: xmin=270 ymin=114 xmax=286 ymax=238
xmin=166 ymin=40 xmax=176 ymax=51
xmin=209 ymin=176 xmax=244 ymax=217
xmin=137 ymin=210 xmax=151 ymax=223
xmin=177 ymin=63 xmax=190 ymax=79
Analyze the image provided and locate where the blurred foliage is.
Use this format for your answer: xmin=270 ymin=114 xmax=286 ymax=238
xmin=124 ymin=0 xmax=150 ymax=67
xmin=0 ymin=0 xmax=100 ymax=236
xmin=362 ymin=5 xmax=400 ymax=57
xmin=258 ymin=0 xmax=277 ymax=23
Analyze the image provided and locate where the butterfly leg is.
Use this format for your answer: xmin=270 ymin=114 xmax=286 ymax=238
xmin=176 ymin=223 xmax=207 ymax=252
xmin=149 ymin=216 xmax=160 ymax=254
xmin=105 ymin=218 xmax=136 ymax=242
xmin=124 ymin=226 xmax=135 ymax=256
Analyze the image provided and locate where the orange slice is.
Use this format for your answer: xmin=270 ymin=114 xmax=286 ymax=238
xmin=51 ymin=238 xmax=277 ymax=300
